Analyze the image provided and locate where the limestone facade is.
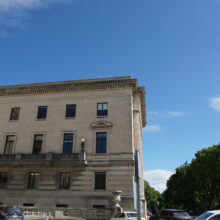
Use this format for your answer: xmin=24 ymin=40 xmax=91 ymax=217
xmin=0 ymin=77 xmax=146 ymax=214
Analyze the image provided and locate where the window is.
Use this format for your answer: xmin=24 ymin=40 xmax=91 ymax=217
xmin=56 ymin=204 xmax=68 ymax=208
xmin=59 ymin=172 xmax=71 ymax=189
xmin=9 ymin=107 xmax=20 ymax=121
xmin=63 ymin=133 xmax=74 ymax=153
xmin=210 ymin=215 xmax=220 ymax=220
xmin=65 ymin=104 xmax=76 ymax=118
xmin=27 ymin=172 xmax=39 ymax=189
xmin=32 ymin=134 xmax=44 ymax=154
xmin=97 ymin=103 xmax=108 ymax=116
xmin=93 ymin=205 xmax=105 ymax=209
xmin=23 ymin=203 xmax=34 ymax=207
xmin=95 ymin=172 xmax=106 ymax=190
xmin=0 ymin=172 xmax=8 ymax=189
xmin=37 ymin=106 xmax=47 ymax=119
xmin=96 ymin=132 xmax=107 ymax=153
xmin=4 ymin=135 xmax=15 ymax=154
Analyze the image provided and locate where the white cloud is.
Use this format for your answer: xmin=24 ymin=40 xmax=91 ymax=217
xmin=161 ymin=110 xmax=188 ymax=117
xmin=210 ymin=97 xmax=220 ymax=111
xmin=0 ymin=0 xmax=74 ymax=29
xmin=143 ymin=125 xmax=160 ymax=132
xmin=148 ymin=110 xmax=190 ymax=119
xmin=144 ymin=169 xmax=174 ymax=193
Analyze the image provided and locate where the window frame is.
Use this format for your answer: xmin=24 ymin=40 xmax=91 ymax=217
xmin=32 ymin=134 xmax=44 ymax=154
xmin=27 ymin=172 xmax=39 ymax=189
xmin=4 ymin=135 xmax=16 ymax=155
xmin=96 ymin=132 xmax=107 ymax=154
xmin=62 ymin=133 xmax=74 ymax=154
xmin=59 ymin=172 xmax=71 ymax=190
xmin=94 ymin=172 xmax=106 ymax=191
xmin=9 ymin=107 xmax=20 ymax=121
xmin=97 ymin=103 xmax=108 ymax=117
xmin=0 ymin=172 xmax=8 ymax=189
xmin=65 ymin=104 xmax=76 ymax=119
xmin=36 ymin=106 xmax=48 ymax=120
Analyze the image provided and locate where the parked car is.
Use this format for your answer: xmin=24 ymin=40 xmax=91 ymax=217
xmin=0 ymin=206 xmax=24 ymax=220
xmin=150 ymin=209 xmax=192 ymax=220
xmin=194 ymin=210 xmax=220 ymax=220
xmin=110 ymin=211 xmax=145 ymax=220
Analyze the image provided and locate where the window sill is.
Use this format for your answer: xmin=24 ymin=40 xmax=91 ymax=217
xmin=35 ymin=118 xmax=47 ymax=121
xmin=65 ymin=117 xmax=76 ymax=120
xmin=8 ymin=120 xmax=18 ymax=122
xmin=95 ymin=153 xmax=108 ymax=155
xmin=96 ymin=115 xmax=108 ymax=118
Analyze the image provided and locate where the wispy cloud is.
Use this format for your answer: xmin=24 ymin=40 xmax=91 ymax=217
xmin=210 ymin=97 xmax=220 ymax=111
xmin=149 ymin=110 xmax=190 ymax=118
xmin=0 ymin=0 xmax=74 ymax=31
xmin=144 ymin=169 xmax=174 ymax=193
xmin=143 ymin=125 xmax=161 ymax=132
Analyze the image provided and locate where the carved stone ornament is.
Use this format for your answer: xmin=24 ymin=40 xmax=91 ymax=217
xmin=90 ymin=121 xmax=113 ymax=129
xmin=112 ymin=191 xmax=123 ymax=217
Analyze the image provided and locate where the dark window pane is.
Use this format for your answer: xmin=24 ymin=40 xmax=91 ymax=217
xmin=66 ymin=104 xmax=76 ymax=118
xmin=97 ymin=103 xmax=108 ymax=116
xmin=93 ymin=205 xmax=105 ymax=209
xmin=10 ymin=107 xmax=20 ymax=120
xmin=32 ymin=134 xmax=43 ymax=154
xmin=37 ymin=106 xmax=47 ymax=119
xmin=96 ymin=132 xmax=107 ymax=153
xmin=56 ymin=204 xmax=68 ymax=208
xmin=28 ymin=172 xmax=39 ymax=189
xmin=95 ymin=172 xmax=106 ymax=190
xmin=0 ymin=172 xmax=8 ymax=189
xmin=60 ymin=172 xmax=71 ymax=189
xmin=63 ymin=133 xmax=74 ymax=153
xmin=210 ymin=215 xmax=220 ymax=220
xmin=4 ymin=135 xmax=15 ymax=154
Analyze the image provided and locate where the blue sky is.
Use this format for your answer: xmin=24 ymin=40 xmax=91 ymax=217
xmin=0 ymin=0 xmax=220 ymax=192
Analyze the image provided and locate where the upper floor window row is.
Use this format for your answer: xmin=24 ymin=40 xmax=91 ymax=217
xmin=3 ymin=131 xmax=107 ymax=155
xmin=9 ymin=102 xmax=108 ymax=121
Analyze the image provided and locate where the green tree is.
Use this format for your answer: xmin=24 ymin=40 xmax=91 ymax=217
xmin=163 ymin=143 xmax=220 ymax=214
xmin=144 ymin=181 xmax=162 ymax=215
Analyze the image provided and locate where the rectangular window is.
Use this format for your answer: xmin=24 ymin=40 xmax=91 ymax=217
xmin=60 ymin=172 xmax=71 ymax=189
xmin=0 ymin=172 xmax=8 ymax=189
xmin=65 ymin=104 xmax=76 ymax=118
xmin=96 ymin=132 xmax=107 ymax=153
xmin=37 ymin=106 xmax=47 ymax=119
xmin=32 ymin=134 xmax=44 ymax=154
xmin=4 ymin=135 xmax=15 ymax=154
xmin=95 ymin=172 xmax=106 ymax=190
xmin=9 ymin=107 xmax=20 ymax=121
xmin=27 ymin=172 xmax=39 ymax=189
xmin=97 ymin=103 xmax=108 ymax=116
xmin=62 ymin=133 xmax=74 ymax=153
xmin=93 ymin=205 xmax=105 ymax=209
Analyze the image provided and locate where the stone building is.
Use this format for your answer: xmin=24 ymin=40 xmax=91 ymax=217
xmin=0 ymin=77 xmax=146 ymax=214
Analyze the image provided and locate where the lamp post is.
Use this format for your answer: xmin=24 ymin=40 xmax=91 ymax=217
xmin=81 ymin=138 xmax=85 ymax=152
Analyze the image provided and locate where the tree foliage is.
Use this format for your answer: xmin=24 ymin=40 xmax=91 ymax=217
xmin=163 ymin=143 xmax=220 ymax=214
xmin=144 ymin=181 xmax=162 ymax=214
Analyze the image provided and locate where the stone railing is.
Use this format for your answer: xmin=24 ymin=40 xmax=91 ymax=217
xmin=0 ymin=152 xmax=87 ymax=165
xmin=22 ymin=207 xmax=112 ymax=220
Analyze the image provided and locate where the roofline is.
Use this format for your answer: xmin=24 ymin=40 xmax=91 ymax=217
xmin=0 ymin=76 xmax=132 ymax=88
xmin=0 ymin=76 xmax=146 ymax=127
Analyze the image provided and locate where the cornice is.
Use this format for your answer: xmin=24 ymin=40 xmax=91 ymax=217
xmin=0 ymin=77 xmax=137 ymax=97
xmin=0 ymin=76 xmax=146 ymax=127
